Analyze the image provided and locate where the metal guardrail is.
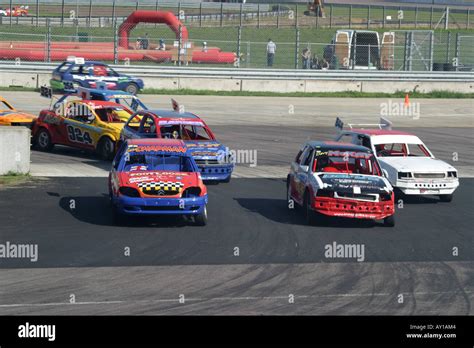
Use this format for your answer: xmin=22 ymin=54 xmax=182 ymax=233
xmin=0 ymin=62 xmax=473 ymax=82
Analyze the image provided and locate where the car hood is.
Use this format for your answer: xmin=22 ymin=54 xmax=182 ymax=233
xmin=105 ymin=122 xmax=125 ymax=132
xmin=185 ymin=140 xmax=226 ymax=158
xmin=120 ymin=171 xmax=199 ymax=191
xmin=315 ymin=173 xmax=392 ymax=194
xmin=378 ymin=156 xmax=456 ymax=172
xmin=0 ymin=110 xmax=37 ymax=124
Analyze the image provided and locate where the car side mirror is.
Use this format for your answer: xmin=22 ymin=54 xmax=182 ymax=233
xmin=382 ymin=169 xmax=389 ymax=178
xmin=299 ymin=165 xmax=310 ymax=173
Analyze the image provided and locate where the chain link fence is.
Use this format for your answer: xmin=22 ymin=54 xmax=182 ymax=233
xmin=0 ymin=1 xmax=472 ymax=29
xmin=0 ymin=1 xmax=472 ymax=71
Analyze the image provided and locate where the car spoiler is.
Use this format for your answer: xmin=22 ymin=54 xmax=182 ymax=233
xmin=40 ymin=85 xmax=79 ymax=111
xmin=335 ymin=116 xmax=392 ymax=131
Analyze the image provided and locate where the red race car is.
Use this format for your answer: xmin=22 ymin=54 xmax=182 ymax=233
xmin=3 ymin=6 xmax=29 ymax=17
xmin=287 ymin=141 xmax=396 ymax=226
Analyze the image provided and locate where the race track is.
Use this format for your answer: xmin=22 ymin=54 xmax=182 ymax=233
xmin=0 ymin=92 xmax=473 ymax=315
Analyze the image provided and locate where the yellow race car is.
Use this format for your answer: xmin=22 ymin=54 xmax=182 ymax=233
xmin=0 ymin=96 xmax=37 ymax=127
xmin=32 ymin=99 xmax=133 ymax=160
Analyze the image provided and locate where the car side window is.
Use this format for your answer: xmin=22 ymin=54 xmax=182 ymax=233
xmin=295 ymin=145 xmax=309 ymax=164
xmin=300 ymin=147 xmax=313 ymax=167
xmin=112 ymin=142 xmax=127 ymax=170
xmin=126 ymin=113 xmax=143 ymax=131
xmin=139 ymin=115 xmax=157 ymax=136
xmin=357 ymin=135 xmax=371 ymax=149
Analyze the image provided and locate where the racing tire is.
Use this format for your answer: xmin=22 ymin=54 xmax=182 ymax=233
xmin=304 ymin=191 xmax=317 ymax=225
xmin=97 ymin=137 xmax=115 ymax=161
xmin=194 ymin=206 xmax=208 ymax=226
xmin=439 ymin=194 xmax=453 ymax=202
xmin=124 ymin=83 xmax=139 ymax=95
xmin=383 ymin=214 xmax=395 ymax=227
xmin=35 ymin=128 xmax=54 ymax=152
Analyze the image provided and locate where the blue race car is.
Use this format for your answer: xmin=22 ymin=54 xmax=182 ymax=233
xmin=50 ymin=57 xmax=144 ymax=95
xmin=119 ymin=108 xmax=234 ymax=183
xmin=109 ymin=138 xmax=209 ymax=226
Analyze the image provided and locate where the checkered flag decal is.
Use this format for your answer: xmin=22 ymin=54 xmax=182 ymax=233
xmin=137 ymin=181 xmax=184 ymax=192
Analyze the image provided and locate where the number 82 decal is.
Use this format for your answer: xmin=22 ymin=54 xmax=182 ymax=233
xmin=67 ymin=125 xmax=93 ymax=144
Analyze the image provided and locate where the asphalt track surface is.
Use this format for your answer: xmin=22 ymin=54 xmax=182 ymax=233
xmin=0 ymin=93 xmax=473 ymax=315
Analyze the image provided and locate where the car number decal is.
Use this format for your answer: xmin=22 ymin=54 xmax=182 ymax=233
xmin=67 ymin=125 xmax=93 ymax=144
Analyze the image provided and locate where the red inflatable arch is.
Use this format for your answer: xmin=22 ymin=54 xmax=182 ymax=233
xmin=119 ymin=10 xmax=189 ymax=49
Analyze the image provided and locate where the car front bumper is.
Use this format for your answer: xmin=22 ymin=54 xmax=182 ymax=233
xmin=313 ymin=196 xmax=394 ymax=220
xmin=395 ymin=179 xmax=459 ymax=195
xmin=113 ymin=195 xmax=208 ymax=216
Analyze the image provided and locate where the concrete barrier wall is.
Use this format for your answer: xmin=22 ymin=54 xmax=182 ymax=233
xmin=0 ymin=127 xmax=31 ymax=175
xmin=0 ymin=71 xmax=472 ymax=94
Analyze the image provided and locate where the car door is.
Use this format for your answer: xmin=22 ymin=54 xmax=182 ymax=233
xmin=293 ymin=146 xmax=313 ymax=204
xmin=62 ymin=102 xmax=99 ymax=150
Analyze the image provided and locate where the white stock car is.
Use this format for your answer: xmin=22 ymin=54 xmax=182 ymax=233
xmin=334 ymin=118 xmax=459 ymax=202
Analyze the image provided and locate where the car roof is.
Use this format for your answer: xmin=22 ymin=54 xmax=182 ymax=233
xmin=348 ymin=129 xmax=415 ymax=136
xmin=89 ymin=89 xmax=134 ymax=97
xmin=75 ymin=100 xmax=123 ymax=108
xmin=146 ymin=109 xmax=200 ymax=119
xmin=65 ymin=61 xmax=107 ymax=66
xmin=307 ymin=141 xmax=371 ymax=153
xmin=127 ymin=138 xmax=186 ymax=147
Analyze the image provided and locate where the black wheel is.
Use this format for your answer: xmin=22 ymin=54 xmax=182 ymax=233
xmin=383 ymin=214 xmax=395 ymax=227
xmin=97 ymin=137 xmax=115 ymax=161
xmin=194 ymin=206 xmax=208 ymax=226
xmin=124 ymin=83 xmax=139 ymax=95
xmin=35 ymin=128 xmax=54 ymax=151
xmin=304 ymin=191 xmax=317 ymax=225
xmin=439 ymin=194 xmax=453 ymax=202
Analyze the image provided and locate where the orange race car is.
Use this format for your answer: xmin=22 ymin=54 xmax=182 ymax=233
xmin=0 ymin=96 xmax=37 ymax=128
xmin=5 ymin=6 xmax=29 ymax=17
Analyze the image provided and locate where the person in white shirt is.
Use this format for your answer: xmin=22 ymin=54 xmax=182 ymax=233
xmin=266 ymin=39 xmax=276 ymax=67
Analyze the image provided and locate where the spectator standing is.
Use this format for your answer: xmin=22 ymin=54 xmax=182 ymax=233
xmin=142 ymin=33 xmax=149 ymax=50
xmin=157 ymin=39 xmax=166 ymax=51
xmin=301 ymin=47 xmax=311 ymax=69
xmin=266 ymin=39 xmax=276 ymax=67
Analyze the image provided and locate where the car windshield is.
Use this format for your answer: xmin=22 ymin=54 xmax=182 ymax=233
xmin=124 ymin=153 xmax=195 ymax=172
xmin=160 ymin=124 xmax=212 ymax=141
xmin=115 ymin=97 xmax=146 ymax=112
xmin=314 ymin=150 xmax=381 ymax=176
xmin=57 ymin=62 xmax=72 ymax=73
xmin=0 ymin=100 xmax=13 ymax=111
xmin=94 ymin=107 xmax=131 ymax=123
xmin=374 ymin=143 xmax=430 ymax=157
